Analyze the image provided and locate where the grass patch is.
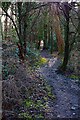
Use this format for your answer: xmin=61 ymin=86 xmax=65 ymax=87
xmin=19 ymin=98 xmax=45 ymax=119
xmin=70 ymin=74 xmax=79 ymax=80
xmin=44 ymin=84 xmax=56 ymax=100
xmin=33 ymin=57 xmax=48 ymax=68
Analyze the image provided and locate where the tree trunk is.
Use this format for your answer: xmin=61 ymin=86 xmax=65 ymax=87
xmin=61 ymin=20 xmax=69 ymax=71
xmin=1 ymin=19 xmax=3 ymax=40
xmin=43 ymin=24 xmax=47 ymax=50
xmin=4 ymin=14 xmax=8 ymax=40
xmin=47 ymin=25 xmax=51 ymax=49
xmin=52 ymin=4 xmax=64 ymax=54
xmin=48 ymin=4 xmax=54 ymax=54
xmin=50 ymin=26 xmax=54 ymax=54
xmin=37 ymin=39 xmax=41 ymax=50
xmin=61 ymin=3 xmax=70 ymax=71
xmin=17 ymin=2 xmax=25 ymax=60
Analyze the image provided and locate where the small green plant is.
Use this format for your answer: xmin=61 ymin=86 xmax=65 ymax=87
xmin=2 ymin=64 xmax=9 ymax=79
xmin=2 ymin=63 xmax=16 ymax=80
xmin=70 ymin=75 xmax=79 ymax=79
xmin=19 ymin=98 xmax=45 ymax=119
xmin=25 ymin=99 xmax=34 ymax=108
xmin=40 ymin=57 xmax=48 ymax=64
xmin=47 ymin=92 xmax=55 ymax=100
xmin=19 ymin=113 xmax=32 ymax=119
xmin=35 ymin=113 xmax=44 ymax=119
xmin=19 ymin=79 xmax=55 ymax=119
xmin=34 ymin=57 xmax=48 ymax=68
xmin=44 ymin=84 xmax=55 ymax=100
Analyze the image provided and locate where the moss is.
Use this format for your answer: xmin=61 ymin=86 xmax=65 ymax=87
xmin=34 ymin=57 xmax=48 ymax=68
xmin=45 ymin=84 xmax=55 ymax=100
xmin=25 ymin=99 xmax=34 ymax=108
xmin=70 ymin=75 xmax=79 ymax=79
xmin=45 ymin=85 xmax=52 ymax=92
xmin=20 ymin=98 xmax=45 ymax=119
xmin=43 ymin=96 xmax=48 ymax=101
xmin=40 ymin=57 xmax=48 ymax=64
xmin=19 ymin=77 xmax=55 ymax=119
xmin=19 ymin=113 xmax=32 ymax=119
xmin=48 ymin=92 xmax=55 ymax=100
xmin=36 ymin=113 xmax=44 ymax=119
xmin=24 ymin=98 xmax=45 ymax=110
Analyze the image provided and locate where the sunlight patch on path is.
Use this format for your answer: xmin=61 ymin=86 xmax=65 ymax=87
xmin=48 ymin=57 xmax=58 ymax=67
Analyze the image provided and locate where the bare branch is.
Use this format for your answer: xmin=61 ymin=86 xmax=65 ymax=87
xmin=2 ymin=8 xmax=19 ymax=40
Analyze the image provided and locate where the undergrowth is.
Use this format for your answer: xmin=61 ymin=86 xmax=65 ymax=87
xmin=3 ymin=41 xmax=55 ymax=119
xmin=19 ymin=80 xmax=55 ymax=119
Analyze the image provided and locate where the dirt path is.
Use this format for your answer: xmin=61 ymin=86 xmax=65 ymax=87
xmin=37 ymin=50 xmax=80 ymax=118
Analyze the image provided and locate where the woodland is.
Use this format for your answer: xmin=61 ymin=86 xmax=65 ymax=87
xmin=0 ymin=1 xmax=80 ymax=119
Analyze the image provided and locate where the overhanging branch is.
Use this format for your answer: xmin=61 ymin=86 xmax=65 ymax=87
xmin=2 ymin=8 xmax=20 ymax=40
